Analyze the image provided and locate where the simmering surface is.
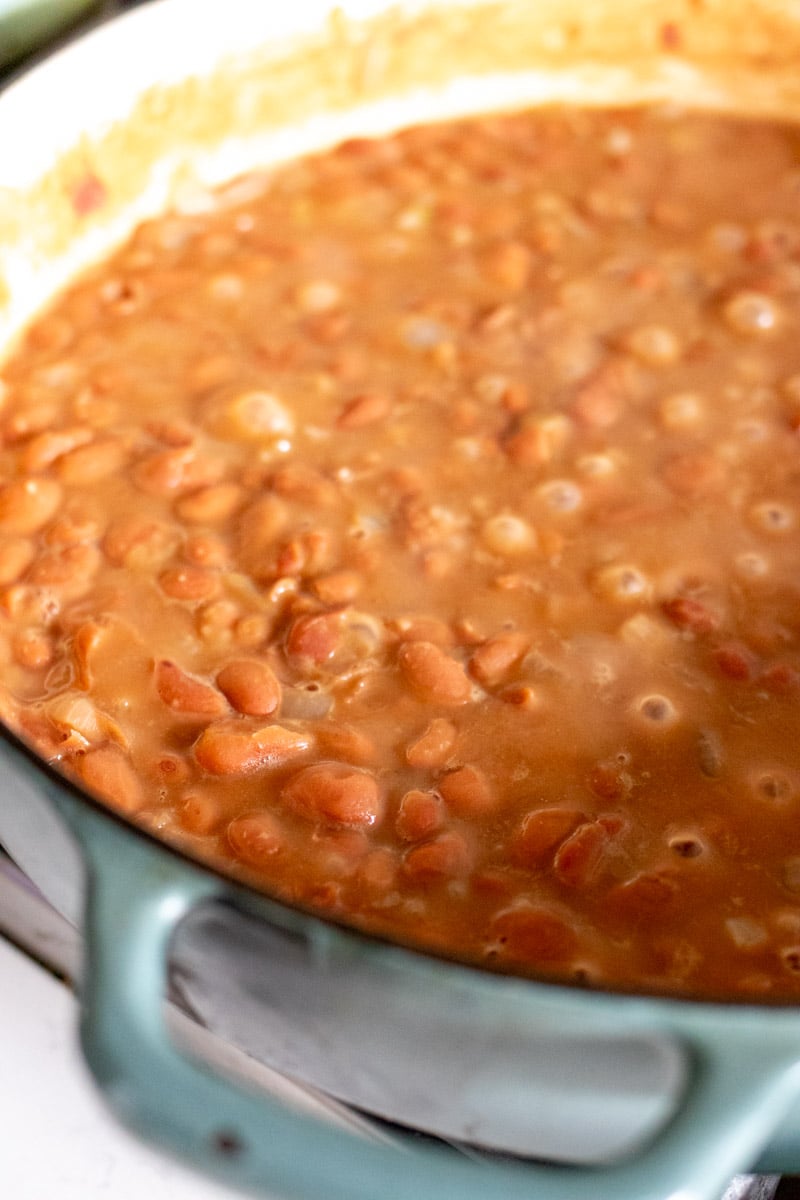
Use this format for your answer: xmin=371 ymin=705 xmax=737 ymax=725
xmin=1 ymin=107 xmax=800 ymax=1000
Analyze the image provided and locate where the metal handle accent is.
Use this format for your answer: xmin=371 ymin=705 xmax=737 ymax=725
xmin=72 ymin=803 xmax=800 ymax=1200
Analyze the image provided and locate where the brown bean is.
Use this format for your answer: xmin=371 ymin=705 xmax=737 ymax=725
xmin=103 ymin=515 xmax=179 ymax=568
xmin=490 ymin=905 xmax=577 ymax=964
xmin=133 ymin=447 xmax=223 ymax=496
xmin=57 ymin=438 xmax=128 ymax=485
xmin=12 ymin=628 xmax=54 ymax=670
xmin=282 ymin=761 xmax=383 ymax=827
xmin=403 ymin=831 xmax=471 ymax=882
xmin=285 ymin=612 xmax=342 ymax=666
xmin=469 ymin=632 xmax=529 ymax=687
xmin=397 ymin=641 xmax=472 ymax=705
xmin=27 ymin=544 xmax=101 ymax=595
xmin=312 ymin=570 xmax=362 ymax=606
xmin=194 ymin=721 xmax=311 ymax=776
xmin=179 ymin=791 xmax=222 ymax=835
xmin=0 ymin=538 xmax=35 ymax=585
xmin=315 ymin=723 xmax=377 ymax=765
xmin=0 ymin=478 xmax=62 ymax=534
xmin=155 ymin=660 xmax=228 ymax=716
xmin=395 ymin=789 xmax=445 ymax=841
xmin=76 ymin=745 xmax=143 ymax=813
xmin=176 ymin=483 xmax=244 ymax=524
xmin=437 ymin=764 xmax=495 ymax=815
xmin=512 ymin=808 xmax=585 ymax=868
xmin=159 ymin=565 xmax=220 ymax=602
xmin=19 ymin=427 xmax=93 ymax=473
xmin=553 ymin=821 xmax=609 ymax=889
xmin=216 ymin=659 xmax=281 ymax=716
xmin=405 ymin=717 xmax=458 ymax=769
xmin=227 ymin=811 xmax=285 ymax=865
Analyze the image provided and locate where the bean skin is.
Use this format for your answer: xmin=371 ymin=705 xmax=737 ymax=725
xmin=282 ymin=761 xmax=383 ymax=827
xmin=398 ymin=641 xmax=473 ymax=705
xmin=216 ymin=658 xmax=281 ymax=716
xmin=194 ymin=721 xmax=311 ymax=776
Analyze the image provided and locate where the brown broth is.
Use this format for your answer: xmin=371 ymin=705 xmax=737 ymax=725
xmin=1 ymin=106 xmax=800 ymax=1000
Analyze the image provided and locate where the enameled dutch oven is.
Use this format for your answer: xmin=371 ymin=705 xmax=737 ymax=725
xmin=3 ymin=3 xmax=800 ymax=1197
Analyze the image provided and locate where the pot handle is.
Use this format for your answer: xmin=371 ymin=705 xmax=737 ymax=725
xmin=76 ymin=808 xmax=800 ymax=1200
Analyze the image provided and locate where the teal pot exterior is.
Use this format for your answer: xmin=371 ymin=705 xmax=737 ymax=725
xmin=0 ymin=0 xmax=100 ymax=67
xmin=3 ymin=722 xmax=800 ymax=1200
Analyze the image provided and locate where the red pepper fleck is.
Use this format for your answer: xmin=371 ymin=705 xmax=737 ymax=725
xmin=713 ymin=642 xmax=756 ymax=682
xmin=760 ymin=662 xmax=800 ymax=694
xmin=71 ymin=173 xmax=107 ymax=218
xmin=662 ymin=596 xmax=719 ymax=636
xmin=660 ymin=22 xmax=683 ymax=50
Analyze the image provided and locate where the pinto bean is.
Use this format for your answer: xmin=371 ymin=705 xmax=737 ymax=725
xmin=194 ymin=721 xmax=311 ymax=776
xmin=398 ymin=641 xmax=473 ymax=705
xmin=0 ymin=478 xmax=62 ymax=534
xmin=395 ymin=789 xmax=445 ymax=841
xmin=437 ymin=764 xmax=495 ymax=815
xmin=76 ymin=745 xmax=143 ymax=813
xmin=405 ymin=717 xmax=458 ymax=769
xmin=282 ymin=762 xmax=383 ymax=827
xmin=155 ymin=660 xmax=228 ymax=716
xmin=402 ymin=831 xmax=471 ymax=882
xmin=512 ymin=808 xmax=585 ymax=868
xmin=216 ymin=659 xmax=281 ymax=716
xmin=227 ymin=811 xmax=285 ymax=864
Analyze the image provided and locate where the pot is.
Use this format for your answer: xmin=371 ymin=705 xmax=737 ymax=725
xmin=2 ymin=3 xmax=800 ymax=1197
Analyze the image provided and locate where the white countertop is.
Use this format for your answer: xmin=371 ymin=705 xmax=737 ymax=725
xmin=0 ymin=936 xmax=252 ymax=1200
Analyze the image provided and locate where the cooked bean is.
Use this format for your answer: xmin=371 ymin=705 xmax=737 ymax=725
xmin=176 ymin=483 xmax=244 ymax=524
xmin=398 ymin=641 xmax=473 ymax=705
xmin=194 ymin=721 xmax=311 ymax=776
xmin=179 ymin=791 xmax=222 ymax=835
xmin=0 ymin=478 xmax=62 ymax=534
xmin=469 ymin=632 xmax=528 ymax=687
xmin=282 ymin=761 xmax=383 ymax=827
xmin=512 ymin=808 xmax=585 ymax=868
xmin=227 ymin=811 xmax=284 ymax=864
xmin=155 ymin=660 xmax=228 ymax=716
xmin=437 ymin=764 xmax=495 ymax=816
xmin=56 ymin=437 xmax=128 ymax=485
xmin=403 ymin=831 xmax=471 ymax=882
xmin=395 ymin=789 xmax=445 ymax=841
xmin=0 ymin=538 xmax=35 ymax=585
xmin=405 ymin=717 xmax=457 ymax=769
xmin=216 ymin=658 xmax=281 ymax=716
xmin=76 ymin=745 xmax=143 ymax=813
xmin=159 ymin=565 xmax=220 ymax=602
xmin=489 ymin=905 xmax=577 ymax=964
xmin=12 ymin=628 xmax=54 ymax=670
